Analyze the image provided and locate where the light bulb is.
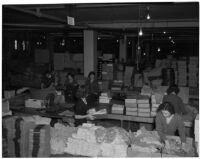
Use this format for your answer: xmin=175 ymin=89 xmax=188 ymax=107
xmin=146 ymin=14 xmax=150 ymax=20
xmin=139 ymin=28 xmax=143 ymax=36
xmin=163 ymin=31 xmax=166 ymax=34
xmin=157 ymin=47 xmax=161 ymax=52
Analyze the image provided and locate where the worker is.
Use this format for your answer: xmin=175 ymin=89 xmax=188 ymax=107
xmin=74 ymin=86 xmax=95 ymax=126
xmin=85 ymin=71 xmax=99 ymax=106
xmin=156 ymin=102 xmax=186 ymax=151
xmin=162 ymin=84 xmax=187 ymax=115
xmin=41 ymin=71 xmax=55 ymax=89
xmin=64 ymin=73 xmax=79 ymax=103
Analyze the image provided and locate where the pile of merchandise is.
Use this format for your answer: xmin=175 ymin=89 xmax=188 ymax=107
xmin=150 ymin=95 xmax=160 ymax=117
xmin=112 ymin=104 xmax=124 ymax=114
xmin=131 ymin=127 xmax=162 ymax=153
xmin=137 ymin=96 xmax=150 ymax=117
xmin=64 ymin=123 xmax=130 ymax=157
xmin=177 ymin=60 xmax=187 ymax=86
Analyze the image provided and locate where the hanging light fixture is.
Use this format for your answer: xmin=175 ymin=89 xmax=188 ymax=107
xmin=146 ymin=7 xmax=151 ymax=20
xmin=139 ymin=28 xmax=143 ymax=36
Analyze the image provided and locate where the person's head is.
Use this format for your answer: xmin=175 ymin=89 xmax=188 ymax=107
xmin=76 ymin=85 xmax=86 ymax=98
xmin=157 ymin=102 xmax=175 ymax=118
xmin=88 ymin=71 xmax=95 ymax=82
xmin=55 ymin=84 xmax=63 ymax=95
xmin=66 ymin=73 xmax=74 ymax=83
xmin=166 ymin=84 xmax=180 ymax=95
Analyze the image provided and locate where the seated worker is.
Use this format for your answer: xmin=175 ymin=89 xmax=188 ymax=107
xmin=85 ymin=71 xmax=99 ymax=106
xmin=41 ymin=71 xmax=55 ymax=89
xmin=64 ymin=73 xmax=79 ymax=103
xmin=74 ymin=86 xmax=95 ymax=126
xmin=45 ymin=84 xmax=65 ymax=111
xmin=156 ymin=102 xmax=186 ymax=151
xmin=162 ymin=84 xmax=187 ymax=115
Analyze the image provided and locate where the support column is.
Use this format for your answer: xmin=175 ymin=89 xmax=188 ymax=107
xmin=144 ymin=42 xmax=151 ymax=67
xmin=84 ymin=30 xmax=97 ymax=77
xmin=119 ymin=35 xmax=127 ymax=62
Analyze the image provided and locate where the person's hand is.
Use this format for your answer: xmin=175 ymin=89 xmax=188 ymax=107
xmin=86 ymin=114 xmax=95 ymax=120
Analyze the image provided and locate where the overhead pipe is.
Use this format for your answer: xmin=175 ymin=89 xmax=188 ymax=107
xmin=4 ymin=5 xmax=68 ymax=24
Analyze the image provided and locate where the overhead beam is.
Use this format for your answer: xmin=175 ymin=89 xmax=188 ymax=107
xmin=86 ymin=19 xmax=198 ymax=29
xmin=4 ymin=5 xmax=68 ymax=24
xmin=3 ymin=23 xmax=66 ymax=28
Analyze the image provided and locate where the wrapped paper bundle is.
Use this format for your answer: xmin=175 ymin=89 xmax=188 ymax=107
xmin=28 ymin=125 xmax=51 ymax=157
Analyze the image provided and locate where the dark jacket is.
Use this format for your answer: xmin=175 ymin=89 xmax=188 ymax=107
xmin=64 ymin=81 xmax=79 ymax=102
xmin=163 ymin=94 xmax=187 ymax=115
xmin=85 ymin=79 xmax=99 ymax=95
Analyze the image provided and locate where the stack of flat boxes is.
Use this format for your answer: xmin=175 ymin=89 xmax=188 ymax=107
xmin=188 ymin=57 xmax=198 ymax=87
xmin=137 ymin=97 xmax=150 ymax=117
xmin=150 ymin=95 xmax=160 ymax=117
xmin=178 ymin=60 xmax=187 ymax=86
xmin=102 ymin=63 xmax=113 ymax=80
xmin=112 ymin=100 xmax=124 ymax=115
xmin=125 ymin=98 xmax=137 ymax=116
xmin=111 ymin=81 xmax=123 ymax=91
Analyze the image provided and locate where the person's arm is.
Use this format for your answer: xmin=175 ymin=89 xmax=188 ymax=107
xmin=156 ymin=112 xmax=167 ymax=142
xmin=176 ymin=115 xmax=186 ymax=143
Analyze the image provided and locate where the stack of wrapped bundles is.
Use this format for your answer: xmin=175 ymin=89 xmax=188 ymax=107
xmin=188 ymin=56 xmax=198 ymax=87
xmin=28 ymin=124 xmax=51 ymax=157
xmin=125 ymin=98 xmax=138 ymax=116
xmin=124 ymin=66 xmax=134 ymax=86
xmin=111 ymin=80 xmax=123 ymax=91
xmin=137 ymin=96 xmax=150 ymax=117
xmin=2 ymin=99 xmax=12 ymax=117
xmin=130 ymin=127 xmax=162 ymax=153
xmin=150 ymin=95 xmax=160 ymax=117
xmin=112 ymin=100 xmax=124 ymax=114
xmin=64 ymin=123 xmax=130 ymax=157
xmin=99 ymin=92 xmax=111 ymax=104
xmin=3 ymin=116 xmax=35 ymax=157
xmin=177 ymin=60 xmax=187 ymax=86
xmin=102 ymin=63 xmax=113 ymax=80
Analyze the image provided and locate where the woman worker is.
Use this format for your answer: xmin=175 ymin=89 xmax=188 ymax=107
xmin=64 ymin=73 xmax=79 ymax=103
xmin=156 ymin=102 xmax=186 ymax=150
xmin=162 ymin=84 xmax=186 ymax=115
xmin=74 ymin=86 xmax=95 ymax=126
xmin=85 ymin=71 xmax=99 ymax=106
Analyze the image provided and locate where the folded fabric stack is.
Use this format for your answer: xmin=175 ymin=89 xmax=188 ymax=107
xmin=112 ymin=104 xmax=124 ymax=114
xmin=3 ymin=116 xmax=35 ymax=157
xmin=50 ymin=123 xmax=77 ymax=154
xmin=188 ymin=57 xmax=198 ymax=87
xmin=125 ymin=98 xmax=138 ymax=116
xmin=28 ymin=125 xmax=51 ymax=157
xmin=177 ymin=60 xmax=187 ymax=86
xmin=65 ymin=124 xmax=129 ymax=157
xmin=137 ymin=96 xmax=150 ymax=117
xmin=25 ymin=99 xmax=45 ymax=109
xmin=99 ymin=92 xmax=111 ymax=104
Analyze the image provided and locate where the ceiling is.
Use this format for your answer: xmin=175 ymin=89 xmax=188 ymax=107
xmin=2 ymin=2 xmax=199 ymax=42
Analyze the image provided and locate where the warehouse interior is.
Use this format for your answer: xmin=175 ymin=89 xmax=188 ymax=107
xmin=2 ymin=2 xmax=199 ymax=157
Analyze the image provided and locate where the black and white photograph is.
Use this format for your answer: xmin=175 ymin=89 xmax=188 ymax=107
xmin=1 ymin=1 xmax=199 ymax=157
